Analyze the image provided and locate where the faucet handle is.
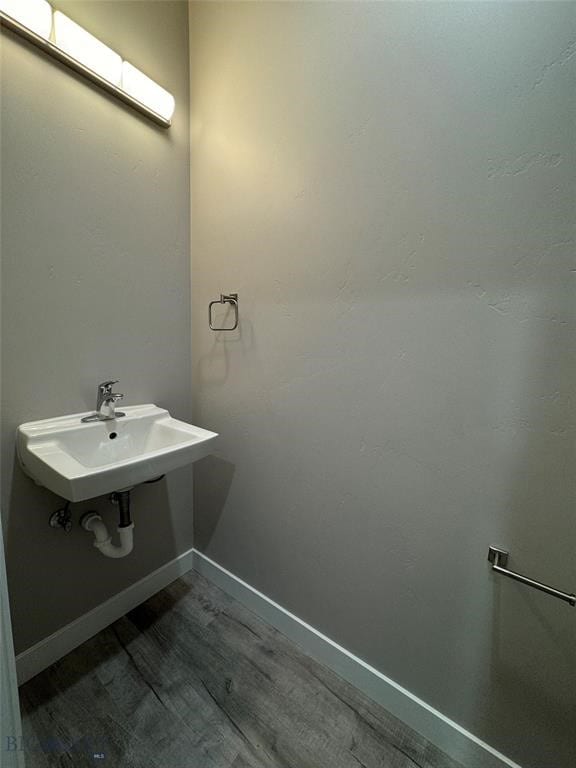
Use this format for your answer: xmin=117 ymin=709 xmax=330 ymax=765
xmin=98 ymin=380 xmax=119 ymax=393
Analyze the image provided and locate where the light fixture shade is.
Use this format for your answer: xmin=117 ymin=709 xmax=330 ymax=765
xmin=53 ymin=11 xmax=122 ymax=86
xmin=0 ymin=0 xmax=52 ymax=39
xmin=122 ymin=62 xmax=175 ymax=121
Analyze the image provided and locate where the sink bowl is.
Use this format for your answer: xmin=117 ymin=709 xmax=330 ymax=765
xmin=17 ymin=404 xmax=218 ymax=501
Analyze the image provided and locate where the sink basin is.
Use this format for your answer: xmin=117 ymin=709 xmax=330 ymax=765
xmin=17 ymin=404 xmax=218 ymax=501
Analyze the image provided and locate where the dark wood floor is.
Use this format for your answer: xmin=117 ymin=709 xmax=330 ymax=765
xmin=19 ymin=570 xmax=462 ymax=768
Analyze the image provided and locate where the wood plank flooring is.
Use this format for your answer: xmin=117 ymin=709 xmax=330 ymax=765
xmin=19 ymin=571 xmax=462 ymax=768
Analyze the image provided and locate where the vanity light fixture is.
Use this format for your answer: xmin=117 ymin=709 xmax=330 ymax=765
xmin=122 ymin=62 xmax=175 ymax=123
xmin=0 ymin=1 xmax=174 ymax=127
xmin=0 ymin=0 xmax=51 ymax=39
xmin=53 ymin=11 xmax=122 ymax=86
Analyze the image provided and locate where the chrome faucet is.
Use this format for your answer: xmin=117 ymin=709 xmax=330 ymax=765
xmin=81 ymin=380 xmax=126 ymax=422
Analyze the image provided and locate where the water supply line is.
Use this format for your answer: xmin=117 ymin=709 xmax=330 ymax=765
xmin=80 ymin=490 xmax=134 ymax=559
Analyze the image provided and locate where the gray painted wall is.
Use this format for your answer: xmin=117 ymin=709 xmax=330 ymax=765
xmin=1 ymin=1 xmax=192 ymax=653
xmin=190 ymin=3 xmax=576 ymax=767
xmin=0 ymin=524 xmax=23 ymax=767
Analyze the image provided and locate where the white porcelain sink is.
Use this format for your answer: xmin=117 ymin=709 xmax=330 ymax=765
xmin=17 ymin=404 xmax=218 ymax=501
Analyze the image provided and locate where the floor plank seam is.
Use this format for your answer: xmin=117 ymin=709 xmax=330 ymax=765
xmin=110 ymin=624 xmax=167 ymax=711
xmin=199 ymin=679 xmax=252 ymax=746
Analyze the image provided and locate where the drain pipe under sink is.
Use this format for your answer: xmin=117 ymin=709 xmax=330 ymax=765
xmin=80 ymin=490 xmax=134 ymax=559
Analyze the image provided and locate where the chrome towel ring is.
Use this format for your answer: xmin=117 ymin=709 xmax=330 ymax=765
xmin=209 ymin=293 xmax=239 ymax=331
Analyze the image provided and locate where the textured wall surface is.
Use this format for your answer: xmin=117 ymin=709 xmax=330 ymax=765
xmin=1 ymin=1 xmax=192 ymax=652
xmin=190 ymin=3 xmax=576 ymax=766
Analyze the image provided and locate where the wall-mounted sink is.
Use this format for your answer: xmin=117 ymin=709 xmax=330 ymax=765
xmin=17 ymin=404 xmax=218 ymax=501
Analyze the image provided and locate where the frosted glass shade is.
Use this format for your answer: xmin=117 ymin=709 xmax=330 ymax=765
xmin=122 ymin=62 xmax=175 ymax=121
xmin=53 ymin=11 xmax=122 ymax=86
xmin=0 ymin=0 xmax=52 ymax=39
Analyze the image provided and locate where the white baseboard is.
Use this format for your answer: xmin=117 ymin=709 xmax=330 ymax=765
xmin=16 ymin=546 xmax=522 ymax=768
xmin=16 ymin=547 xmax=196 ymax=685
xmin=193 ymin=550 xmax=522 ymax=768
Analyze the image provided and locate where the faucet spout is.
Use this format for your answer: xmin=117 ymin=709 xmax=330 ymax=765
xmin=99 ymin=392 xmax=125 ymax=420
xmin=81 ymin=380 xmax=126 ymax=422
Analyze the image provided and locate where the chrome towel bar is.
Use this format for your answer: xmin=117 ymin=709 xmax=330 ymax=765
xmin=488 ymin=546 xmax=575 ymax=607
xmin=209 ymin=293 xmax=239 ymax=331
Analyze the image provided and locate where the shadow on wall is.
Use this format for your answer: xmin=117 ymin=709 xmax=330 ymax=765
xmin=197 ymin=313 xmax=252 ymax=388
xmin=193 ymin=456 xmax=235 ymax=552
xmin=191 ymin=265 xmax=576 ymax=768
xmin=4 ymin=445 xmax=187 ymax=655
xmin=19 ymin=576 xmax=191 ymax=716
xmin=193 ymin=310 xmax=241 ymax=550
xmin=483 ymin=298 xmax=576 ymax=767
